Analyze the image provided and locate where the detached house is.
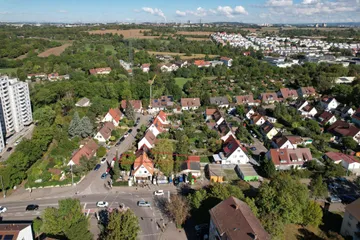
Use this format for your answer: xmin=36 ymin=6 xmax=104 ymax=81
xmin=317 ymin=111 xmax=337 ymax=126
xmin=261 ymin=92 xmax=279 ymax=104
xmin=213 ymin=135 xmax=249 ymax=165
xmin=210 ymin=96 xmax=229 ymax=108
xmin=334 ymin=104 xmax=355 ymax=118
xmin=321 ymin=97 xmax=340 ymax=111
xmin=138 ymin=130 xmax=157 ymax=150
xmin=220 ymin=57 xmax=233 ymax=67
xmin=159 ymin=63 xmax=178 ymax=72
xmin=141 ymin=63 xmax=150 ymax=73
xmin=205 ymin=108 xmax=217 ymax=122
xmin=328 ymin=120 xmax=360 ymax=144
xmin=297 ymin=86 xmax=317 ymax=98
xmin=179 ymin=156 xmax=201 ymax=177
xmin=278 ymin=88 xmax=299 ymax=100
xmin=209 ymin=197 xmax=270 ymax=240
xmin=94 ymin=122 xmax=115 ymax=143
xmin=181 ymin=98 xmax=201 ymax=111
xmin=250 ymin=114 xmax=266 ymax=126
xmin=102 ymin=108 xmax=123 ymax=126
xmin=194 ymin=60 xmax=210 ymax=68
xmin=324 ymin=152 xmax=360 ymax=174
xmin=121 ymin=100 xmax=143 ymax=113
xmin=235 ymin=95 xmax=259 ymax=106
xmin=267 ymin=148 xmax=313 ymax=170
xmin=340 ymin=198 xmax=360 ymax=239
xmin=260 ymin=121 xmax=280 ymax=140
xmin=272 ymin=135 xmax=303 ymax=149
xmin=297 ymin=100 xmax=318 ymax=118
xmin=132 ymin=151 xmax=154 ymax=183
xmin=75 ymin=97 xmax=91 ymax=107
xmin=68 ymin=139 xmax=98 ymax=166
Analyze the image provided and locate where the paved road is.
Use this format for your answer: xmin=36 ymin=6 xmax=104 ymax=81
xmin=0 ymin=191 xmax=170 ymax=240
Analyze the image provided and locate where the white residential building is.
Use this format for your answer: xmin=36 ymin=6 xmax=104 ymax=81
xmin=0 ymin=125 xmax=4 ymax=153
xmin=321 ymin=97 xmax=340 ymax=111
xmin=340 ymin=198 xmax=360 ymax=240
xmin=0 ymin=76 xmax=32 ymax=145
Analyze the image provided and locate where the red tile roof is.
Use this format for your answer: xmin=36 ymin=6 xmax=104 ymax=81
xmin=187 ymin=156 xmax=200 ymax=162
xmin=261 ymin=92 xmax=279 ymax=102
xmin=206 ymin=108 xmax=217 ymax=116
xmin=223 ymin=135 xmax=241 ymax=157
xmin=325 ymin=152 xmax=359 ymax=164
xmin=235 ymin=95 xmax=255 ymax=105
xmin=181 ymin=98 xmax=201 ymax=107
xmin=194 ymin=60 xmax=210 ymax=67
xmin=121 ymin=100 xmax=143 ymax=111
xmin=71 ymin=139 xmax=99 ymax=165
xmin=108 ymin=108 xmax=122 ymax=123
xmin=89 ymin=67 xmax=111 ymax=75
xmin=99 ymin=122 xmax=115 ymax=140
xmin=280 ymin=88 xmax=298 ymax=99
xmin=269 ymin=148 xmax=312 ymax=166
xmin=220 ymin=57 xmax=232 ymax=61
xmin=328 ymin=120 xmax=360 ymax=137
xmin=157 ymin=110 xmax=167 ymax=122
xmin=300 ymin=86 xmax=316 ymax=95
xmin=133 ymin=151 xmax=154 ymax=175
xmin=318 ymin=111 xmax=335 ymax=125
xmin=141 ymin=63 xmax=150 ymax=68
xmin=209 ymin=196 xmax=270 ymax=240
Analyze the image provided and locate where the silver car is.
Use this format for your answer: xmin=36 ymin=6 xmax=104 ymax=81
xmin=137 ymin=201 xmax=151 ymax=207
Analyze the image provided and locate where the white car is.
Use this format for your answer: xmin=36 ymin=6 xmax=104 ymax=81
xmin=96 ymin=201 xmax=109 ymax=208
xmin=100 ymin=158 xmax=107 ymax=164
xmin=154 ymin=190 xmax=164 ymax=196
xmin=123 ymin=133 xmax=129 ymax=138
xmin=0 ymin=206 xmax=7 ymax=213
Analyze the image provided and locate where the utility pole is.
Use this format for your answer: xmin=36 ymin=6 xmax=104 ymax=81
xmin=0 ymin=175 xmax=5 ymax=198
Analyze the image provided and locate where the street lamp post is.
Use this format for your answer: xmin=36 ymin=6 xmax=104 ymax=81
xmin=0 ymin=175 xmax=5 ymax=198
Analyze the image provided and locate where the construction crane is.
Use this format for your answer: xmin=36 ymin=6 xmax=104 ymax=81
xmin=149 ymin=75 xmax=157 ymax=108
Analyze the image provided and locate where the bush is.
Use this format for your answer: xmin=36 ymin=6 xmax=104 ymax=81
xmin=112 ymin=181 xmax=129 ymax=186
xmin=25 ymin=176 xmax=81 ymax=188
xmin=97 ymin=146 xmax=107 ymax=157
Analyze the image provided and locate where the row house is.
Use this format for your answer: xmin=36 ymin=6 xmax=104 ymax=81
xmin=148 ymin=95 xmax=174 ymax=114
xmin=89 ymin=67 xmax=111 ymax=75
xmin=102 ymin=108 xmax=123 ymax=126
xmin=209 ymin=96 xmax=229 ymax=108
xmin=260 ymin=92 xmax=279 ymax=104
xmin=180 ymin=98 xmax=201 ymax=111
xmin=267 ymin=148 xmax=313 ymax=170
xmin=278 ymin=88 xmax=298 ymax=100
xmin=235 ymin=95 xmax=259 ymax=106
xmin=94 ymin=122 xmax=115 ymax=143
xmin=121 ymin=100 xmax=143 ymax=113
xmin=297 ymin=86 xmax=317 ymax=98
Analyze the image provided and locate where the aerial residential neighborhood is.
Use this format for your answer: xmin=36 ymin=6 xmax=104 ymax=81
xmin=1 ymin=2 xmax=360 ymax=239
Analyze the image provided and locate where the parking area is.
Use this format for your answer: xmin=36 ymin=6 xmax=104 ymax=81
xmin=327 ymin=177 xmax=360 ymax=205
xmin=248 ymin=138 xmax=268 ymax=156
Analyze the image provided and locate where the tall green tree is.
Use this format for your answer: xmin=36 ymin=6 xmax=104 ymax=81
xmin=302 ymin=201 xmax=323 ymax=228
xmin=68 ymin=112 xmax=81 ymax=137
xmin=79 ymin=116 xmax=93 ymax=138
xmin=342 ymin=136 xmax=358 ymax=150
xmin=125 ymin=100 xmax=135 ymax=121
xmin=33 ymin=106 xmax=56 ymax=127
xmin=166 ymin=195 xmax=190 ymax=228
xmin=101 ymin=209 xmax=140 ymax=240
xmin=309 ymin=175 xmax=328 ymax=199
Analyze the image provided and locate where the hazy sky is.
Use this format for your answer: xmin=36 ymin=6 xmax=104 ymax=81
xmin=0 ymin=0 xmax=359 ymax=24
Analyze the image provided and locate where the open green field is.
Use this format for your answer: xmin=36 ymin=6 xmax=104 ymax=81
xmin=85 ymin=44 xmax=116 ymax=54
xmin=175 ymin=77 xmax=193 ymax=88
xmin=0 ymin=68 xmax=17 ymax=75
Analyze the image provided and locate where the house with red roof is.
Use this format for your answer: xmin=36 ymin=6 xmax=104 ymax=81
xmin=213 ymin=135 xmax=249 ymax=165
xmin=179 ymin=156 xmax=201 ymax=177
xmin=328 ymin=120 xmax=360 ymax=144
xmin=324 ymin=152 xmax=360 ymax=173
xmin=148 ymin=96 xmax=174 ymax=114
xmin=267 ymin=148 xmax=313 ymax=170
xmin=220 ymin=57 xmax=233 ymax=67
xmin=297 ymin=100 xmax=318 ymax=118
xmin=94 ymin=122 xmax=115 ymax=143
xmin=181 ymin=98 xmax=201 ymax=111
xmin=297 ymin=86 xmax=317 ymax=98
xmin=250 ymin=114 xmax=266 ymax=126
xmin=89 ymin=67 xmax=111 ymax=75
xmin=137 ymin=129 xmax=157 ymax=150
xmin=278 ymin=88 xmax=298 ymax=100
xmin=68 ymin=139 xmax=99 ymax=166
xmin=121 ymin=100 xmax=143 ymax=113
xmin=235 ymin=95 xmax=259 ymax=106
xmin=317 ymin=111 xmax=337 ymax=126
xmin=272 ymin=135 xmax=303 ymax=149
xmin=193 ymin=60 xmax=210 ymax=68
xmin=141 ymin=63 xmax=150 ymax=73
xmin=102 ymin=108 xmax=123 ymax=126
xmin=132 ymin=151 xmax=154 ymax=183
xmin=205 ymin=108 xmax=217 ymax=121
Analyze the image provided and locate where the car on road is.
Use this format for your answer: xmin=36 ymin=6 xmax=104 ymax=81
xmin=154 ymin=190 xmax=164 ymax=196
xmin=0 ymin=206 xmax=7 ymax=213
xmin=115 ymin=141 xmax=121 ymax=147
xmin=26 ymin=204 xmax=39 ymax=211
xmin=124 ymin=132 xmax=129 ymax=138
xmin=101 ymin=173 xmax=108 ymax=179
xmin=14 ymin=140 xmax=21 ymax=146
xmin=250 ymin=147 xmax=257 ymax=151
xmin=94 ymin=164 xmax=101 ymax=171
xmin=128 ymin=129 xmax=133 ymax=134
xmin=101 ymin=158 xmax=107 ymax=164
xmin=96 ymin=201 xmax=109 ymax=208
xmin=252 ymin=134 xmax=257 ymax=138
xmin=119 ymin=137 xmax=125 ymax=142
xmin=6 ymin=147 xmax=12 ymax=152
xmin=328 ymin=195 xmax=342 ymax=203
xmin=137 ymin=201 xmax=151 ymax=207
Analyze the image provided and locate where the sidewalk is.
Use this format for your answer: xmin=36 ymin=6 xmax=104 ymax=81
xmin=159 ymin=224 xmax=187 ymax=240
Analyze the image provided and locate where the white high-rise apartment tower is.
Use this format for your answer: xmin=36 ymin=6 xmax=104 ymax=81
xmin=0 ymin=75 xmax=32 ymax=152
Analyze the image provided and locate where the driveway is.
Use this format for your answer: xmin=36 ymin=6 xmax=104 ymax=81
xmin=249 ymin=137 xmax=268 ymax=156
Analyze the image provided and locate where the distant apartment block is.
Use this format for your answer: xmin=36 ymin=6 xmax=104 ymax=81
xmin=0 ymin=76 xmax=33 ymax=152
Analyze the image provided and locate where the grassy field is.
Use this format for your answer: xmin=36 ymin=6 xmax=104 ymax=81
xmin=0 ymin=68 xmax=17 ymax=74
xmin=175 ymin=77 xmax=193 ymax=88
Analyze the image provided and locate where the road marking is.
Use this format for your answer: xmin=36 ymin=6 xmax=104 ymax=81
xmin=83 ymin=203 xmax=87 ymax=210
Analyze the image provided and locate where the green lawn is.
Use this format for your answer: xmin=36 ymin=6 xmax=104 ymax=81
xmin=175 ymin=77 xmax=193 ymax=89
xmin=85 ymin=44 xmax=116 ymax=54
xmin=0 ymin=68 xmax=17 ymax=74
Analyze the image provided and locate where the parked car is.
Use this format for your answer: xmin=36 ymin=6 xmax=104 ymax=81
xmin=342 ymin=195 xmax=356 ymax=204
xmin=101 ymin=158 xmax=107 ymax=164
xmin=0 ymin=206 xmax=7 ymax=213
xmin=94 ymin=164 xmax=101 ymax=171
xmin=6 ymin=147 xmax=12 ymax=152
xmin=119 ymin=137 xmax=125 ymax=142
xmin=101 ymin=173 xmax=108 ymax=179
xmin=154 ymin=190 xmax=164 ymax=196
xmin=96 ymin=201 xmax=109 ymax=208
xmin=26 ymin=204 xmax=39 ymax=211
xmin=128 ymin=129 xmax=133 ymax=134
xmin=250 ymin=147 xmax=257 ymax=151
xmin=328 ymin=195 xmax=342 ymax=203
xmin=124 ymin=133 xmax=129 ymax=138
xmin=137 ymin=201 xmax=151 ymax=207
xmin=115 ymin=141 xmax=121 ymax=147
xmin=14 ymin=140 xmax=21 ymax=146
